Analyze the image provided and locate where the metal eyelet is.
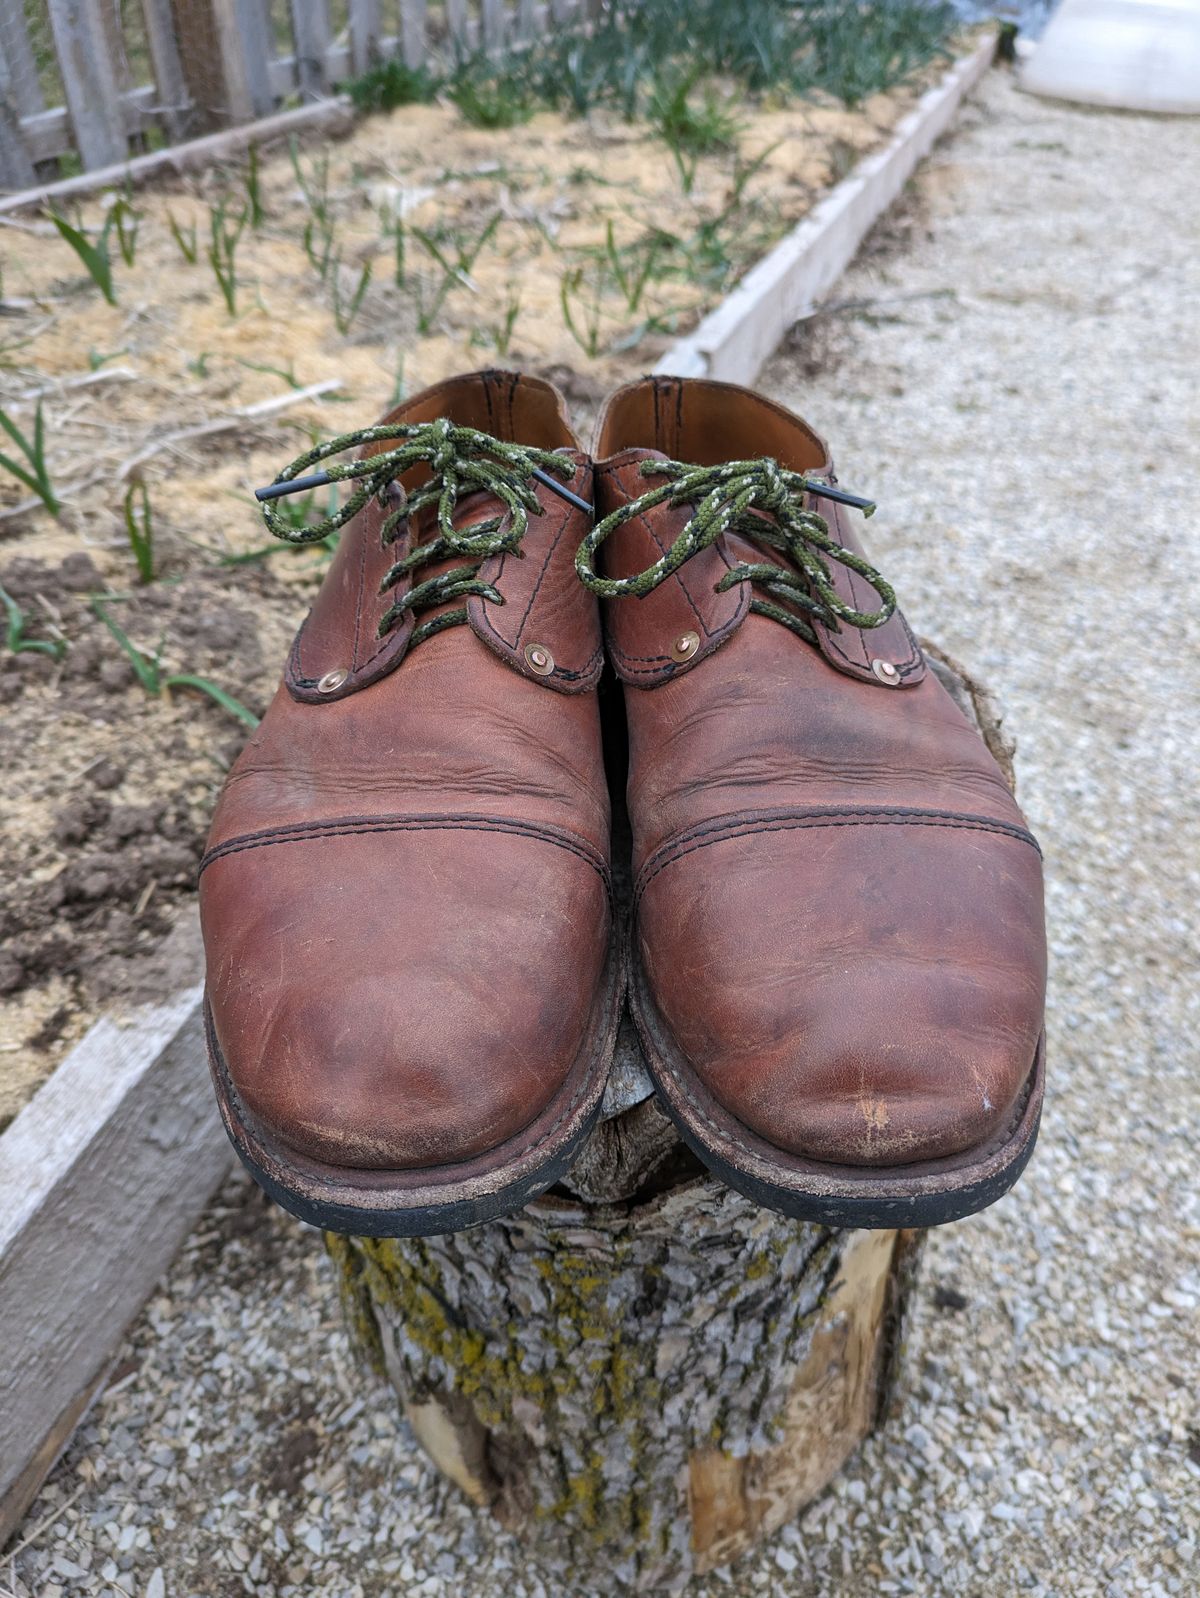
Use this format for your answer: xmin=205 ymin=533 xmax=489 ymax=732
xmin=871 ymin=658 xmax=901 ymax=686
xmin=317 ymin=668 xmax=349 ymax=693
xmin=524 ymin=643 xmax=555 ymax=676
xmin=671 ymin=631 xmax=700 ymax=663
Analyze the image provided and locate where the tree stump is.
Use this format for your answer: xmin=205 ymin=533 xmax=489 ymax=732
xmin=325 ymin=647 xmax=1014 ymax=1593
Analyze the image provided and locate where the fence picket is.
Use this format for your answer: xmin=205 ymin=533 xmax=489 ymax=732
xmin=0 ymin=52 xmax=38 ymax=188
xmin=44 ymin=0 xmax=128 ymax=170
xmin=140 ymin=0 xmax=194 ymax=141
xmin=444 ymin=0 xmax=470 ymax=57
xmin=349 ymin=0 xmax=383 ymax=74
xmin=290 ymin=0 xmax=332 ymax=98
xmin=480 ymin=0 xmax=506 ymax=53
xmin=400 ymin=0 xmax=429 ymax=70
xmin=0 ymin=0 xmax=47 ymax=117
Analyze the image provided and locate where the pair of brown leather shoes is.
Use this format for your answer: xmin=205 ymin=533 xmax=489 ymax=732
xmin=200 ymin=370 xmax=1045 ymax=1237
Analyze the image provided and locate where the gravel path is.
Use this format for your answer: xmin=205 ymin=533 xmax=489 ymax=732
xmin=7 ymin=69 xmax=1199 ymax=1598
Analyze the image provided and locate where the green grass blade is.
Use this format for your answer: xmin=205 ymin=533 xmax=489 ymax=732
xmin=49 ymin=211 xmax=116 ymax=305
xmin=90 ymin=598 xmax=160 ymax=693
xmin=162 ymin=674 xmax=260 ymax=727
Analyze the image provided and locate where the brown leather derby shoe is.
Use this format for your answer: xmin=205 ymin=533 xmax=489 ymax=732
xmin=200 ymin=371 xmax=621 ymax=1235
xmin=583 ymin=376 xmax=1046 ymax=1228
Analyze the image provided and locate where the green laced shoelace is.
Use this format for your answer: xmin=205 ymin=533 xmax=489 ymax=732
xmin=575 ymin=456 xmax=895 ymax=644
xmin=255 ymin=418 xmax=583 ymax=645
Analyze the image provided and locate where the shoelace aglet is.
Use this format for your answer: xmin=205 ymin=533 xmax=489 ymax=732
xmin=802 ymin=479 xmax=876 ymax=516
xmin=531 ymin=466 xmax=593 ymax=516
xmin=255 ymin=471 xmax=334 ymax=502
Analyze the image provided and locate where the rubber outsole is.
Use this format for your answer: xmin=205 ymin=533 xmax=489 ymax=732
xmin=205 ymin=933 xmax=623 ymax=1238
xmin=629 ymin=956 xmax=1045 ymax=1230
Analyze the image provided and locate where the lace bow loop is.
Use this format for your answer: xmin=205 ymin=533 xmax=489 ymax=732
xmin=256 ymin=419 xmax=579 ymax=647
xmin=577 ymin=455 xmax=894 ymax=645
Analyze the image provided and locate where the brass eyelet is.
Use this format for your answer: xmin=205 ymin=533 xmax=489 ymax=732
xmin=317 ymin=668 xmax=349 ymax=693
xmin=871 ymin=658 xmax=901 ymax=686
xmin=524 ymin=642 xmax=554 ymax=676
xmin=671 ymin=631 xmax=700 ymax=664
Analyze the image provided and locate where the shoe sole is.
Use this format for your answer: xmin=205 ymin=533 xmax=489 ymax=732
xmin=629 ymin=955 xmax=1044 ymax=1230
xmin=206 ymin=932 xmax=624 ymax=1238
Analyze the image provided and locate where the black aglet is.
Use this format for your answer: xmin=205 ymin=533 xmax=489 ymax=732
xmin=255 ymin=471 xmax=334 ymax=502
xmin=532 ymin=466 xmax=594 ymax=516
xmin=803 ymin=480 xmax=876 ymax=516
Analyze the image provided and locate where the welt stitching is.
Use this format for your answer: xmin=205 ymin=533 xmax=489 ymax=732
xmin=635 ymin=810 xmax=1041 ymax=905
xmin=203 ymin=811 xmax=607 ymax=864
xmin=202 ymin=816 xmax=611 ymax=887
xmin=640 ymin=803 xmax=1039 ymax=868
xmin=350 ymin=499 xmax=370 ymax=671
xmin=512 ymin=497 xmax=573 ymax=641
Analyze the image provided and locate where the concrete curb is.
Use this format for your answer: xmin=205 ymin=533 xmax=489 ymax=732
xmin=656 ymin=33 xmax=997 ymax=385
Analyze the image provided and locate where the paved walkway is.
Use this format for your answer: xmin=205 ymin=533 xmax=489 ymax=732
xmin=8 ymin=69 xmax=1199 ymax=1598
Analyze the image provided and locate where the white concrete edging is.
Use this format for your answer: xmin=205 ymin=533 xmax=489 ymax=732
xmin=656 ymin=32 xmax=997 ymax=384
xmin=0 ymin=35 xmax=995 ymax=1549
xmin=0 ymin=973 xmax=230 ymax=1547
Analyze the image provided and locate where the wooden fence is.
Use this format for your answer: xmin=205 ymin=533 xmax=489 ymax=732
xmin=0 ymin=0 xmax=597 ymax=192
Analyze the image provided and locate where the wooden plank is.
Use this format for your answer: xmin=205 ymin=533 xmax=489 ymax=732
xmin=480 ymin=0 xmax=505 ymax=52
xmin=516 ymin=0 xmax=540 ymax=41
xmin=171 ymin=0 xmax=275 ymax=126
xmin=348 ymin=0 xmax=383 ymax=74
xmin=0 ymin=92 xmax=39 ymax=192
xmin=290 ymin=0 xmax=332 ymax=98
xmin=0 ymin=0 xmax=47 ymax=116
xmin=444 ymin=0 xmax=470 ymax=57
xmin=44 ymin=0 xmax=128 ymax=169
xmin=656 ymin=35 xmax=997 ymax=386
xmin=140 ymin=0 xmax=195 ymax=141
xmin=0 ymin=965 xmax=231 ymax=1548
xmin=400 ymin=0 xmax=429 ymax=70
xmin=0 ymin=95 xmax=354 ymax=213
xmin=16 ymin=85 xmax=159 ymax=166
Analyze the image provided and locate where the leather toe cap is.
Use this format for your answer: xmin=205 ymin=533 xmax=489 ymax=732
xmin=639 ymin=817 xmax=1045 ymax=1168
xmin=202 ymin=824 xmax=610 ymax=1171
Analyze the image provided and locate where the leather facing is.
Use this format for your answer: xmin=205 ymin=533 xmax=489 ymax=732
xmin=593 ymin=375 xmax=923 ymax=689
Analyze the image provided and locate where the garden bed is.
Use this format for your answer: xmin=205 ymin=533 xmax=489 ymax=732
xmin=0 ymin=24 xmax=971 ymax=1128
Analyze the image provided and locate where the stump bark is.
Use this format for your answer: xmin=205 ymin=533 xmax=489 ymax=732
xmin=325 ymin=646 xmax=1014 ymax=1593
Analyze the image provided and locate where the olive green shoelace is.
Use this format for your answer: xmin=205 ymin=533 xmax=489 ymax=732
xmin=575 ymin=456 xmax=895 ymax=644
xmin=256 ymin=418 xmax=580 ymax=645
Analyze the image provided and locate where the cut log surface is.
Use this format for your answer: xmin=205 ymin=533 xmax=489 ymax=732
xmin=327 ymin=646 xmax=1011 ymax=1592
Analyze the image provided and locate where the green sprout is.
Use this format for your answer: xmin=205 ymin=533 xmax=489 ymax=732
xmin=48 ymin=209 xmax=117 ymax=305
xmin=91 ymin=598 xmax=259 ymax=727
xmin=0 ymin=399 xmax=60 ymax=515
xmin=167 ymin=210 xmax=199 ymax=264
xmin=1 ymin=583 xmax=66 ymax=659
xmin=123 ymin=482 xmax=155 ymax=583
xmin=207 ymin=199 xmax=247 ymax=316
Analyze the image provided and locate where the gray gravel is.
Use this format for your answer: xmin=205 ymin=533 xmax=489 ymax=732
xmin=6 ymin=69 xmax=1199 ymax=1598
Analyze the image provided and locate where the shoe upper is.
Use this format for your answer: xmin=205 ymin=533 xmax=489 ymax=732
xmin=200 ymin=371 xmax=612 ymax=1172
xmin=591 ymin=376 xmax=1046 ymax=1170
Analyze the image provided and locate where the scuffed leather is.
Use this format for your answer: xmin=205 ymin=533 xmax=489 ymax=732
xmin=201 ymin=372 xmax=611 ymax=1172
xmin=594 ymin=377 xmax=1046 ymax=1169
